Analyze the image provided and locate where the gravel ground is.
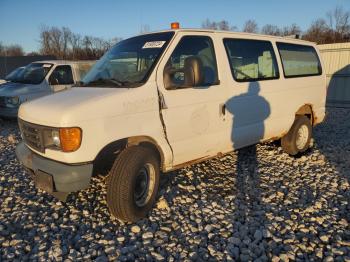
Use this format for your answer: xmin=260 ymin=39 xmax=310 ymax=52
xmin=0 ymin=108 xmax=349 ymax=262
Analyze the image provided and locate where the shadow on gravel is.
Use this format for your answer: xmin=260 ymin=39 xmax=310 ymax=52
xmin=224 ymin=82 xmax=274 ymax=260
xmin=313 ymin=107 xmax=350 ymax=226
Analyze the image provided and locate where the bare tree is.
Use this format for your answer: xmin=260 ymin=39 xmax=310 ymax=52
xmin=39 ymin=25 xmax=120 ymax=60
xmin=217 ymin=20 xmax=230 ymax=31
xmin=230 ymin=25 xmax=238 ymax=31
xmin=0 ymin=42 xmax=25 ymax=56
xmin=202 ymin=19 xmax=218 ymax=30
xmin=303 ymin=6 xmax=350 ymax=44
xmin=5 ymin=45 xmax=24 ymax=56
xmin=261 ymin=24 xmax=281 ymax=36
xmin=243 ymin=20 xmax=258 ymax=33
xmin=303 ymin=18 xmax=331 ymax=44
xmin=327 ymin=6 xmax=350 ymax=35
xmin=282 ymin=23 xmax=301 ymax=36
xmin=327 ymin=6 xmax=350 ymax=42
xmin=202 ymin=19 xmax=236 ymax=31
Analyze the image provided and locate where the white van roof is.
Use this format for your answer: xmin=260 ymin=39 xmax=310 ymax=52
xmin=140 ymin=28 xmax=315 ymax=45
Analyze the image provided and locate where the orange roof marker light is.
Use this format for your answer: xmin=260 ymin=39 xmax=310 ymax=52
xmin=171 ymin=22 xmax=180 ymax=29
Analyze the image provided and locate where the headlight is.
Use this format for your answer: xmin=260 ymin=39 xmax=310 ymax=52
xmin=5 ymin=96 xmax=20 ymax=108
xmin=43 ymin=127 xmax=82 ymax=152
xmin=52 ymin=130 xmax=61 ymax=147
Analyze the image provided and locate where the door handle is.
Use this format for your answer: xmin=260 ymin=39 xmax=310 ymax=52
xmin=220 ymin=103 xmax=226 ymax=119
xmin=221 ymin=104 xmax=226 ymax=115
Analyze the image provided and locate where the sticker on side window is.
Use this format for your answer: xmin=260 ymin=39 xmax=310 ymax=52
xmin=142 ymin=41 xmax=166 ymax=49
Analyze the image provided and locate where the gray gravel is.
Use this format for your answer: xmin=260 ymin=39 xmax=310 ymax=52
xmin=0 ymin=108 xmax=349 ymax=261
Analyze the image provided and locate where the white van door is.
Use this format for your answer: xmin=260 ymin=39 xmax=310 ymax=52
xmin=48 ymin=65 xmax=75 ymax=92
xmin=222 ymin=38 xmax=281 ymax=150
xmin=157 ymin=35 xmax=227 ymax=166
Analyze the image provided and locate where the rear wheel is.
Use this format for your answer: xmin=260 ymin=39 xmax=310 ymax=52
xmin=106 ymin=146 xmax=160 ymax=222
xmin=281 ymin=115 xmax=312 ymax=155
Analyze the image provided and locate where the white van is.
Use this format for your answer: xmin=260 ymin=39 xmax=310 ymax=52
xmin=0 ymin=60 xmax=95 ymax=118
xmin=16 ymin=27 xmax=326 ymax=222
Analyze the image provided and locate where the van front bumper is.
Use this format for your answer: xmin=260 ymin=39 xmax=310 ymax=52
xmin=15 ymin=142 xmax=93 ymax=197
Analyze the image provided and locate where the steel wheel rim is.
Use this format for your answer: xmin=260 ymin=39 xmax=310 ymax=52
xmin=134 ymin=163 xmax=156 ymax=207
xmin=296 ymin=124 xmax=309 ymax=150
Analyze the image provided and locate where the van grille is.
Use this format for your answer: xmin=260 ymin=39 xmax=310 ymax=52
xmin=18 ymin=120 xmax=45 ymax=152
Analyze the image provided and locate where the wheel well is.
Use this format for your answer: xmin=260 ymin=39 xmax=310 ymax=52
xmin=92 ymin=136 xmax=164 ymax=176
xmin=127 ymin=137 xmax=164 ymax=170
xmin=295 ymin=104 xmax=314 ymax=125
xmin=92 ymin=139 xmax=127 ymax=177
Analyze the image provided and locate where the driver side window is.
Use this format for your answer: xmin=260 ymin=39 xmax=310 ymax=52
xmin=165 ymin=36 xmax=219 ymax=88
xmin=49 ymin=65 xmax=74 ymax=85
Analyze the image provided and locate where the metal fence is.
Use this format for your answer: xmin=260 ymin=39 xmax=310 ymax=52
xmin=319 ymin=43 xmax=350 ymax=108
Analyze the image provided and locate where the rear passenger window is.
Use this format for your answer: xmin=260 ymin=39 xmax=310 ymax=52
xmin=277 ymin=43 xmax=322 ymax=78
xmin=224 ymin=39 xmax=279 ymax=82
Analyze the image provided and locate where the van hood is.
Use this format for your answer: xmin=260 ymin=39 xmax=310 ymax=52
xmin=0 ymin=81 xmax=41 ymax=96
xmin=18 ymin=87 xmax=136 ymax=126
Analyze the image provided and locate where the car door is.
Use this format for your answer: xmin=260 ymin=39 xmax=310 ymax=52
xmin=156 ymin=34 xmax=228 ymax=166
xmin=48 ymin=65 xmax=75 ymax=92
xmin=222 ymin=38 xmax=282 ymax=150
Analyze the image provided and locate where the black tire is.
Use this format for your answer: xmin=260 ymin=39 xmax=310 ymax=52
xmin=281 ymin=115 xmax=312 ymax=156
xmin=106 ymin=146 xmax=160 ymax=222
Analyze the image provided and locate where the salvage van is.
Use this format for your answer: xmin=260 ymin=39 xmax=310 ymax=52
xmin=16 ymin=25 xmax=326 ymax=222
xmin=0 ymin=60 xmax=95 ymax=118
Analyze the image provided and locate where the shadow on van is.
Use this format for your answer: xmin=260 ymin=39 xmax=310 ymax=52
xmin=225 ymin=82 xmax=270 ymax=227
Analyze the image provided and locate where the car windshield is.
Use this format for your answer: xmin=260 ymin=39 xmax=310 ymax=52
xmin=12 ymin=63 xmax=53 ymax=85
xmin=5 ymin=67 xmax=25 ymax=81
xmin=82 ymin=32 xmax=174 ymax=88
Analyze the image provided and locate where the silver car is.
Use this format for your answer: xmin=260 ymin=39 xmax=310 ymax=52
xmin=0 ymin=60 xmax=95 ymax=118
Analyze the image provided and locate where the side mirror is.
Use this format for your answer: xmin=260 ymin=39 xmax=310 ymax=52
xmin=163 ymin=56 xmax=204 ymax=90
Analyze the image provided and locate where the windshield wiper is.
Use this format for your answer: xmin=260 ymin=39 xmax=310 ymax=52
xmin=85 ymin=78 xmax=131 ymax=87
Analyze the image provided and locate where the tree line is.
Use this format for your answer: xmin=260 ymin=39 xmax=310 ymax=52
xmin=0 ymin=43 xmax=25 ymax=56
xmin=0 ymin=26 xmax=121 ymax=60
xmin=202 ymin=6 xmax=350 ymax=44
xmin=38 ymin=25 xmax=121 ymax=60
xmin=1 ymin=6 xmax=349 ymax=59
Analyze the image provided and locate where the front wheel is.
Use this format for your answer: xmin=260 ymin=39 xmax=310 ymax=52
xmin=106 ymin=146 xmax=160 ymax=222
xmin=281 ymin=115 xmax=312 ymax=156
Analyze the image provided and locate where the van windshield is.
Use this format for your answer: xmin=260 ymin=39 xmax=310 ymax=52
xmin=82 ymin=32 xmax=174 ymax=88
xmin=11 ymin=63 xmax=53 ymax=85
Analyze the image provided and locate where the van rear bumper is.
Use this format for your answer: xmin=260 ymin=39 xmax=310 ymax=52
xmin=15 ymin=142 xmax=93 ymax=196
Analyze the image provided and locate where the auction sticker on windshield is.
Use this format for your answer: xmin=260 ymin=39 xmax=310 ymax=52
xmin=142 ymin=41 xmax=166 ymax=49
xmin=43 ymin=64 xmax=52 ymax=68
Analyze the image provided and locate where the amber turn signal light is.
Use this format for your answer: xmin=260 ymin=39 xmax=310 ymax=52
xmin=59 ymin=127 xmax=82 ymax=152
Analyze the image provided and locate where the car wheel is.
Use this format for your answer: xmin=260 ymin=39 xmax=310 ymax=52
xmin=106 ymin=146 xmax=160 ymax=222
xmin=281 ymin=115 xmax=312 ymax=156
